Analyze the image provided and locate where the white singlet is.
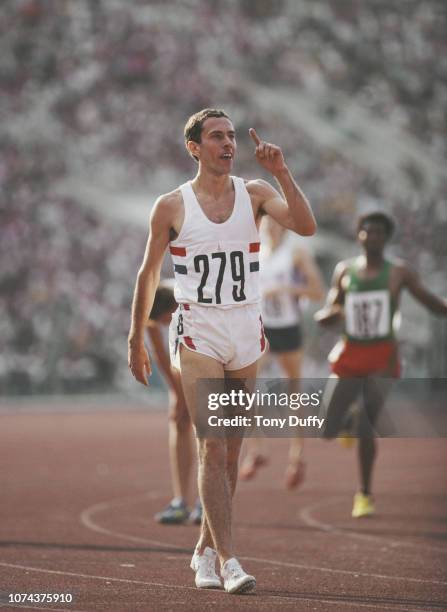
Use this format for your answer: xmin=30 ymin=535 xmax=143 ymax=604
xmin=169 ymin=176 xmax=261 ymax=308
xmin=259 ymin=233 xmax=302 ymax=328
xmin=168 ymin=176 xmax=267 ymax=370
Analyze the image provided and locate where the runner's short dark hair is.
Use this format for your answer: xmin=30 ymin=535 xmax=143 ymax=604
xmin=357 ymin=212 xmax=395 ymax=238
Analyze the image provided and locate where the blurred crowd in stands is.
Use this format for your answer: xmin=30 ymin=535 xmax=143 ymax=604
xmin=0 ymin=137 xmax=145 ymax=393
xmin=1 ymin=0 xmax=445 ymax=392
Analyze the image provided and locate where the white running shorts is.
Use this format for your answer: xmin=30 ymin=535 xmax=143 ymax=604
xmin=169 ymin=303 xmax=268 ymax=371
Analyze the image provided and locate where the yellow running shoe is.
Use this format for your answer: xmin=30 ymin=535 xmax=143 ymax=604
xmin=352 ymin=493 xmax=375 ymax=518
xmin=338 ymin=432 xmax=356 ymax=449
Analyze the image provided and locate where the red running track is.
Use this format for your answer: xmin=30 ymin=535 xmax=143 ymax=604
xmin=1 ymin=402 xmax=446 ymax=611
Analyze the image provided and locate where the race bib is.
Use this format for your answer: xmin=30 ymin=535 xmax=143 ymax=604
xmin=345 ymin=290 xmax=390 ymax=339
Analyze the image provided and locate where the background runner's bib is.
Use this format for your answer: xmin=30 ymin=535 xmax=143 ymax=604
xmin=344 ymin=258 xmax=394 ymax=343
xmin=169 ymin=176 xmax=261 ymax=308
xmin=345 ymin=290 xmax=390 ymax=339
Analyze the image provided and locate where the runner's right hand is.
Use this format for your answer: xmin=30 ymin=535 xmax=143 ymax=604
xmin=128 ymin=342 xmax=152 ymax=386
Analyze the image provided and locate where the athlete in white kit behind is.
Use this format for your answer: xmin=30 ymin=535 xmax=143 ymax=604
xmin=128 ymin=109 xmax=316 ymax=594
xmin=240 ymin=216 xmax=325 ymax=487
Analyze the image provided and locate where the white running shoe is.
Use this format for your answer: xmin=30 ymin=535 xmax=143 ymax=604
xmin=221 ymin=558 xmax=256 ymax=594
xmin=190 ymin=546 xmax=221 ymax=589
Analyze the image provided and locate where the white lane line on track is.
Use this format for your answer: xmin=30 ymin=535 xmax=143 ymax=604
xmin=0 ymin=561 xmax=197 ymax=591
xmin=299 ymin=498 xmax=447 ymax=554
xmin=80 ymin=495 xmax=447 ymax=587
xmin=79 ymin=494 xmax=182 ymax=550
xmin=242 ymin=555 xmax=447 ymax=587
xmin=0 ymin=562 xmax=428 ymax=611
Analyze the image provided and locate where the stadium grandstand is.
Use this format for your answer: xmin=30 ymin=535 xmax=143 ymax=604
xmin=1 ymin=0 xmax=446 ymax=394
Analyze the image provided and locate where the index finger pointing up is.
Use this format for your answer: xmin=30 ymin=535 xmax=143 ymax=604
xmin=249 ymin=128 xmax=261 ymax=146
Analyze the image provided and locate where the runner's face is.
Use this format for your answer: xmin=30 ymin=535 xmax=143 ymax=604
xmin=358 ymin=221 xmax=388 ymax=255
xmin=193 ymin=117 xmax=236 ymax=174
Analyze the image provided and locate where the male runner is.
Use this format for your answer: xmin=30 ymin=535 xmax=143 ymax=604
xmin=240 ymin=216 xmax=324 ymax=487
xmin=146 ymin=281 xmax=202 ymax=525
xmin=315 ymin=211 xmax=447 ymax=518
xmin=128 ymin=108 xmax=316 ymax=593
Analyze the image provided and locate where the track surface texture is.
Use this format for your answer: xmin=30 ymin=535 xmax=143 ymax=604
xmin=1 ymin=403 xmax=446 ymax=611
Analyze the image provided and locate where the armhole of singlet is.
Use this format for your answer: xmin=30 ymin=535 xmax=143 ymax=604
xmin=233 ymin=176 xmax=259 ymax=237
xmin=172 ymin=183 xmax=192 ymax=244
